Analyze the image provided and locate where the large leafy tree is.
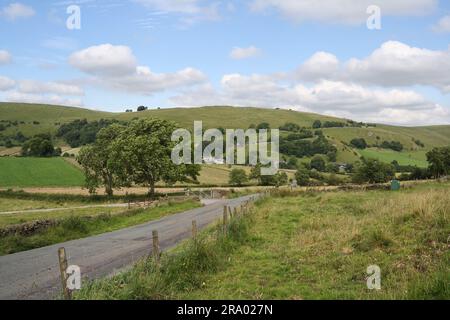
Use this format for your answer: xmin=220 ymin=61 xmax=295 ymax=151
xmin=426 ymin=147 xmax=450 ymax=178
xmin=352 ymin=159 xmax=395 ymax=184
xmin=111 ymin=119 xmax=200 ymax=196
xmin=77 ymin=124 xmax=124 ymax=196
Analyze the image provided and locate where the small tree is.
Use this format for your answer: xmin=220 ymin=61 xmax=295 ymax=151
xmin=256 ymin=122 xmax=270 ymax=130
xmin=275 ymin=171 xmax=288 ymax=187
xmin=295 ymin=166 xmax=310 ymax=186
xmin=312 ymin=120 xmax=322 ymax=129
xmin=229 ymin=169 xmax=248 ymax=186
xmin=350 ymin=138 xmax=367 ymax=149
xmin=310 ymin=155 xmax=326 ymax=172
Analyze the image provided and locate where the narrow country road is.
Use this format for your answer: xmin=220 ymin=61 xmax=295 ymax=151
xmin=0 ymin=194 xmax=258 ymax=300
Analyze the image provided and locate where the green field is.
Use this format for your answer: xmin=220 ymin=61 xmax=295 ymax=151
xmin=0 ymin=157 xmax=84 ymax=187
xmin=359 ymin=148 xmax=429 ymax=168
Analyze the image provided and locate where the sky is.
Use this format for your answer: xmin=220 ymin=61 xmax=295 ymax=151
xmin=0 ymin=0 xmax=449 ymax=126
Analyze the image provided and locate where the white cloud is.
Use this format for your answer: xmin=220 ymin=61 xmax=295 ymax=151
xmin=102 ymin=66 xmax=207 ymax=94
xmin=70 ymin=44 xmax=207 ymax=95
xmin=1 ymin=3 xmax=35 ymax=20
xmin=171 ymin=75 xmax=450 ymax=125
xmin=4 ymin=91 xmax=83 ymax=107
xmin=432 ymin=15 xmax=450 ymax=33
xmin=18 ymin=80 xmax=84 ymax=96
xmin=0 ymin=76 xmax=15 ymax=91
xmin=0 ymin=50 xmax=12 ymax=65
xmin=69 ymin=44 xmax=138 ymax=77
xmin=230 ymin=46 xmax=262 ymax=60
xmin=297 ymin=51 xmax=339 ymax=81
xmin=250 ymin=0 xmax=437 ymax=24
xmin=344 ymin=41 xmax=450 ymax=93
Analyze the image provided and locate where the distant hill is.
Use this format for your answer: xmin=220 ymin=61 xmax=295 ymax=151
xmin=1 ymin=102 xmax=450 ymax=166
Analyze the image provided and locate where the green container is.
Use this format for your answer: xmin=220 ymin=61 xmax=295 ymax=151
xmin=391 ymin=179 xmax=401 ymax=191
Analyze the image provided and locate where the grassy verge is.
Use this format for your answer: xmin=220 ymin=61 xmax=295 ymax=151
xmin=76 ymin=182 xmax=448 ymax=300
xmin=75 ymin=206 xmax=254 ymax=300
xmin=0 ymin=200 xmax=201 ymax=256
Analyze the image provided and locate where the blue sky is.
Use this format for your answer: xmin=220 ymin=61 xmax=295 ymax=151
xmin=0 ymin=0 xmax=449 ymax=125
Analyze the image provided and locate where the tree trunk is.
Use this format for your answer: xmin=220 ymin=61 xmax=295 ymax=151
xmin=148 ymin=180 xmax=156 ymax=198
xmin=104 ymin=173 xmax=113 ymax=197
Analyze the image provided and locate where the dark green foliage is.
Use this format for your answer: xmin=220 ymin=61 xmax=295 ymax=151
xmin=256 ymin=122 xmax=270 ymax=130
xmin=295 ymin=165 xmax=310 ymax=186
xmin=312 ymin=120 xmax=322 ymax=129
xmin=350 ymin=138 xmax=368 ymax=149
xmin=229 ymin=169 xmax=248 ymax=186
xmin=280 ymin=135 xmax=337 ymax=158
xmin=21 ymin=134 xmax=59 ymax=157
xmin=57 ymin=119 xmax=122 ymax=148
xmin=310 ymin=155 xmax=326 ymax=172
xmin=380 ymin=140 xmax=404 ymax=152
xmin=322 ymin=121 xmax=346 ymax=128
xmin=352 ymin=159 xmax=396 ymax=184
xmin=426 ymin=146 xmax=450 ymax=178
xmin=279 ymin=122 xmax=301 ymax=132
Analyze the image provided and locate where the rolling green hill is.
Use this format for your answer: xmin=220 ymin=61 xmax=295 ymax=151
xmin=1 ymin=102 xmax=450 ymax=168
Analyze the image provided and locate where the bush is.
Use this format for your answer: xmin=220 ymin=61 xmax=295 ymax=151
xmin=229 ymin=169 xmax=248 ymax=186
xmin=350 ymin=138 xmax=368 ymax=149
xmin=310 ymin=155 xmax=326 ymax=172
xmin=21 ymin=135 xmax=59 ymax=157
xmin=381 ymin=141 xmax=404 ymax=152
xmin=295 ymin=166 xmax=310 ymax=186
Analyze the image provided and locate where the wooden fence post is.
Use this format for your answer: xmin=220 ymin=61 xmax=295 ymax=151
xmin=58 ymin=247 xmax=72 ymax=300
xmin=152 ymin=230 xmax=160 ymax=265
xmin=192 ymin=220 xmax=198 ymax=240
xmin=223 ymin=206 xmax=228 ymax=234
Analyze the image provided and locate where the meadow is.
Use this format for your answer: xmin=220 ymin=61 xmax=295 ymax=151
xmin=0 ymin=157 xmax=85 ymax=187
xmin=359 ymin=148 xmax=429 ymax=168
xmin=75 ymin=182 xmax=449 ymax=300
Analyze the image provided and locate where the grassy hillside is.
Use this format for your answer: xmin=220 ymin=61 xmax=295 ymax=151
xmin=2 ymin=102 xmax=450 ymax=167
xmin=0 ymin=157 xmax=85 ymax=187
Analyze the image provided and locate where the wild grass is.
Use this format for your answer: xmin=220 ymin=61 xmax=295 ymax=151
xmin=75 ymin=208 xmax=254 ymax=300
xmin=74 ymin=182 xmax=449 ymax=300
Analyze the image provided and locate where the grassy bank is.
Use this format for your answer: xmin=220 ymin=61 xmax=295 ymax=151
xmin=0 ymin=200 xmax=201 ymax=256
xmin=75 ymin=182 xmax=449 ymax=300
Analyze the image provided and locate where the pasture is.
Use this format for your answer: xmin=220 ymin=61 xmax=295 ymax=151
xmin=0 ymin=157 xmax=85 ymax=188
xmin=359 ymin=148 xmax=429 ymax=168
